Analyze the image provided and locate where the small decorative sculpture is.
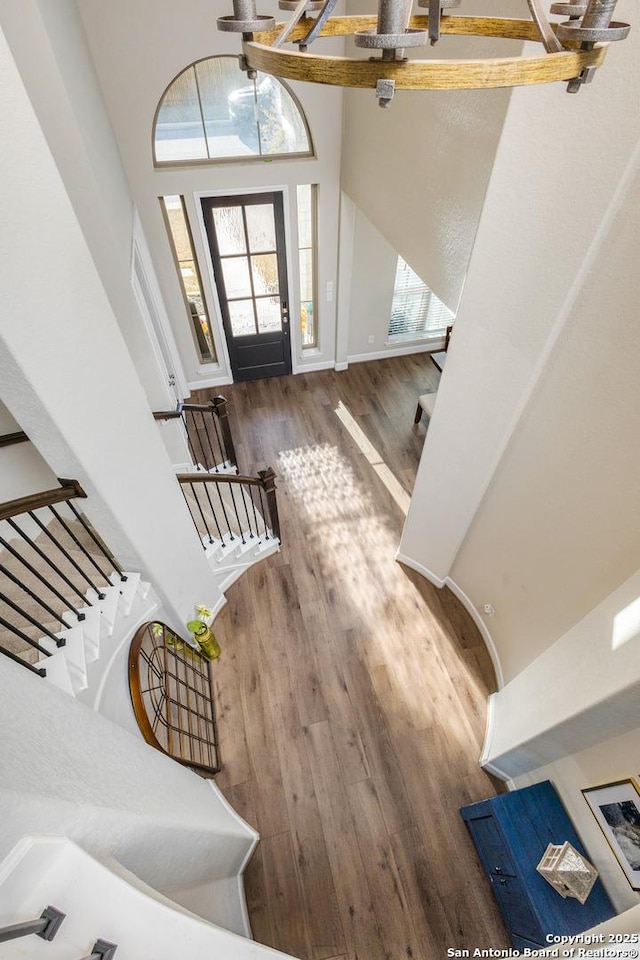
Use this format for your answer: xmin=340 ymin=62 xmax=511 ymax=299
xmin=536 ymin=842 xmax=599 ymax=904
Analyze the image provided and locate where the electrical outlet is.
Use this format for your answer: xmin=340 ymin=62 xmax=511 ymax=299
xmin=326 ymin=281 xmax=334 ymax=302
xmin=368 ymin=335 xmax=375 ymax=344
xmin=483 ymin=603 xmax=496 ymax=617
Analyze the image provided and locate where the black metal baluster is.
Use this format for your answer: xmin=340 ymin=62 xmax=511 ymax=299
xmin=194 ymin=410 xmax=207 ymax=469
xmin=200 ymin=410 xmax=218 ymax=472
xmin=0 ymin=562 xmax=74 ymax=629
xmin=201 ymin=482 xmax=224 ymax=542
xmin=258 ymin=487 xmax=271 ymax=539
xmin=207 ymin=409 xmax=224 ymax=471
xmin=49 ymin=505 xmax=113 ymax=583
xmin=248 ymin=485 xmax=262 ymax=541
xmin=27 ymin=511 xmax=105 ymax=599
xmin=0 ymin=593 xmax=65 ymax=646
xmin=182 ymin=407 xmax=198 ymax=469
xmin=0 ymin=641 xmax=47 ymax=676
xmin=0 ymin=533 xmax=91 ymax=613
xmin=212 ymin=481 xmax=234 ymax=542
xmin=66 ymin=503 xmax=125 ymax=579
xmin=0 ymin=614 xmax=55 ymax=658
xmin=189 ymin=483 xmax=214 ymax=545
xmin=227 ymin=484 xmax=246 ymax=544
xmin=240 ymin=483 xmax=254 ymax=539
xmin=211 ymin=396 xmax=237 ymax=469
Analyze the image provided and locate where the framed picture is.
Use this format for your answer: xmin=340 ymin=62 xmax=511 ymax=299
xmin=583 ymin=779 xmax=640 ymax=890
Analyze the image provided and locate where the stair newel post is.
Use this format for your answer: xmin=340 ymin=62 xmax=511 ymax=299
xmin=211 ymin=396 xmax=237 ymax=469
xmin=258 ymin=467 xmax=280 ymax=542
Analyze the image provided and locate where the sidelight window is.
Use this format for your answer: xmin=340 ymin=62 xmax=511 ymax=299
xmin=160 ymin=195 xmax=216 ymax=364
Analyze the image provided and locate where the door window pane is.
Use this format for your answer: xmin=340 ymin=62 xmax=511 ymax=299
xmin=256 ymin=297 xmax=282 ymax=333
xmin=245 ymin=204 xmax=276 ymax=253
xmin=251 ymin=254 xmax=279 ymax=296
xmin=213 ymin=207 xmax=246 ymax=255
xmin=228 ymin=300 xmax=256 ymax=336
xmin=221 ymin=257 xmax=252 ymax=298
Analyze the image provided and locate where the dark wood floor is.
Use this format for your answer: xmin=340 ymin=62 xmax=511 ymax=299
xmin=195 ymin=354 xmax=508 ymax=960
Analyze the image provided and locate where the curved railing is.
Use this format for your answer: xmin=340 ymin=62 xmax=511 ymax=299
xmin=177 ymin=467 xmax=280 ymax=548
xmin=0 ymin=480 xmax=126 ymax=678
xmin=128 ymin=621 xmax=220 ymax=776
xmin=153 ymin=396 xmax=237 ymax=472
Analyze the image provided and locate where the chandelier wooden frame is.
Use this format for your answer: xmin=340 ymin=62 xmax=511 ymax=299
xmin=242 ymin=15 xmax=608 ymax=90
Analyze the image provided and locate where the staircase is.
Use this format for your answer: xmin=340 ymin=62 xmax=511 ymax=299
xmin=155 ymin=397 xmax=281 ymax=602
xmin=0 ymin=479 xmax=157 ymax=703
xmin=0 ymin=836 xmax=299 ymax=959
xmin=0 ymin=404 xmax=285 ymax=952
xmin=0 ymin=396 xmax=280 ymax=697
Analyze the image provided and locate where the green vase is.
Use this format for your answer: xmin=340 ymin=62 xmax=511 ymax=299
xmin=186 ymin=621 xmax=221 ymax=661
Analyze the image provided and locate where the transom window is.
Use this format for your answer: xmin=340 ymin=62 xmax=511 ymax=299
xmin=154 ymin=56 xmax=313 ymax=165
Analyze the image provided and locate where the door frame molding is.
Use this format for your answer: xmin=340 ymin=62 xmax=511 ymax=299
xmin=192 ymin=185 xmax=301 ymax=381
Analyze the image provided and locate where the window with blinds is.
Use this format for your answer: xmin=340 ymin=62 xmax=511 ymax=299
xmin=388 ymin=257 xmax=454 ymax=342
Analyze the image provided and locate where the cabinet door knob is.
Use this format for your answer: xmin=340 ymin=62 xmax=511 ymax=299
xmin=494 ymin=867 xmax=502 ymax=874
xmin=499 ymin=878 xmax=507 ymax=885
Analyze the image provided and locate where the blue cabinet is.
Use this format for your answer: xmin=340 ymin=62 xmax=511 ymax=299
xmin=460 ymin=781 xmax=615 ymax=948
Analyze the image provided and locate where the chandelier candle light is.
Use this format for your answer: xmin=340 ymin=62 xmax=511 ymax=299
xmin=217 ymin=0 xmax=630 ymax=104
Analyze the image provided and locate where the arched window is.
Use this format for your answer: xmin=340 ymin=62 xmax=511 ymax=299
xmin=154 ymin=56 xmax=313 ymax=165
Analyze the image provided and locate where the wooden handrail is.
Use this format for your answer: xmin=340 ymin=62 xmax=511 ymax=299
xmin=0 ymin=479 xmax=86 ymax=523
xmin=153 ymin=397 xmax=228 ymax=420
xmin=176 ymin=471 xmax=268 ymax=489
xmin=0 ymin=431 xmax=29 ymax=448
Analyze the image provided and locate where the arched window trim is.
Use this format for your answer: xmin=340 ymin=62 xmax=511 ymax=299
xmin=152 ymin=54 xmax=315 ymax=167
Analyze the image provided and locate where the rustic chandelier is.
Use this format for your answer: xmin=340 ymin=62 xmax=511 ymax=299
xmin=217 ymin=0 xmax=630 ymax=105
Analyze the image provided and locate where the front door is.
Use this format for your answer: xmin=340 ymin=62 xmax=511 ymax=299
xmin=201 ymin=192 xmax=292 ymax=382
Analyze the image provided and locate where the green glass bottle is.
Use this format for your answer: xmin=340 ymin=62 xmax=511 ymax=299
xmin=186 ymin=621 xmax=221 ymax=661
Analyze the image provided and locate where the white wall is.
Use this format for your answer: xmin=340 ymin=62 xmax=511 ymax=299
xmin=513 ymin=727 xmax=640 ymax=914
xmin=77 ymin=0 xmax=344 ymax=387
xmin=0 ymin=657 xmax=254 ymax=895
xmin=340 ymin=0 xmax=525 ymax=312
xmin=0 ymin=22 xmax=220 ymax=630
xmin=399 ymin=0 xmax=639 ymax=606
xmin=0 ymin=0 xmax=178 ymax=413
xmin=450 ymin=143 xmax=640 ymax=681
xmin=347 ymin=206 xmax=396 ymax=356
xmin=484 ymin=569 xmax=640 ymax=779
xmin=0 ymin=403 xmax=58 ymax=503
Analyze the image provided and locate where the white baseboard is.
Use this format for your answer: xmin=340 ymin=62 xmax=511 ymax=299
xmin=187 ymin=375 xmax=233 ymax=390
xmin=334 ymin=361 xmax=349 ymax=371
xmin=394 ymin=551 xmax=504 ymax=691
xmin=395 ymin=551 xmax=446 ymax=588
xmin=478 ymin=694 xmax=513 ymax=784
xmin=295 ymin=359 xmax=336 ymax=373
xmin=348 ymin=339 xmax=445 ymax=366
xmin=444 ymin=575 xmax=504 ymax=691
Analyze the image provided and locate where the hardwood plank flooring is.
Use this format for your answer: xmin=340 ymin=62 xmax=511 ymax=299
xmin=195 ymin=355 xmax=508 ymax=959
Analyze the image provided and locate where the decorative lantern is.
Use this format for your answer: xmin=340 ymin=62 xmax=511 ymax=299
xmin=536 ymin=842 xmax=598 ymax=904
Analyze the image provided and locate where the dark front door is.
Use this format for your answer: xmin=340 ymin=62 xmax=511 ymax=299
xmin=201 ymin=192 xmax=292 ymax=382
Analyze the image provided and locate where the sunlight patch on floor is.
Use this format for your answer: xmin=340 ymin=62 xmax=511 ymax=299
xmin=333 ymin=401 xmax=411 ymax=516
xmin=277 ymin=442 xmax=482 ymax=743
